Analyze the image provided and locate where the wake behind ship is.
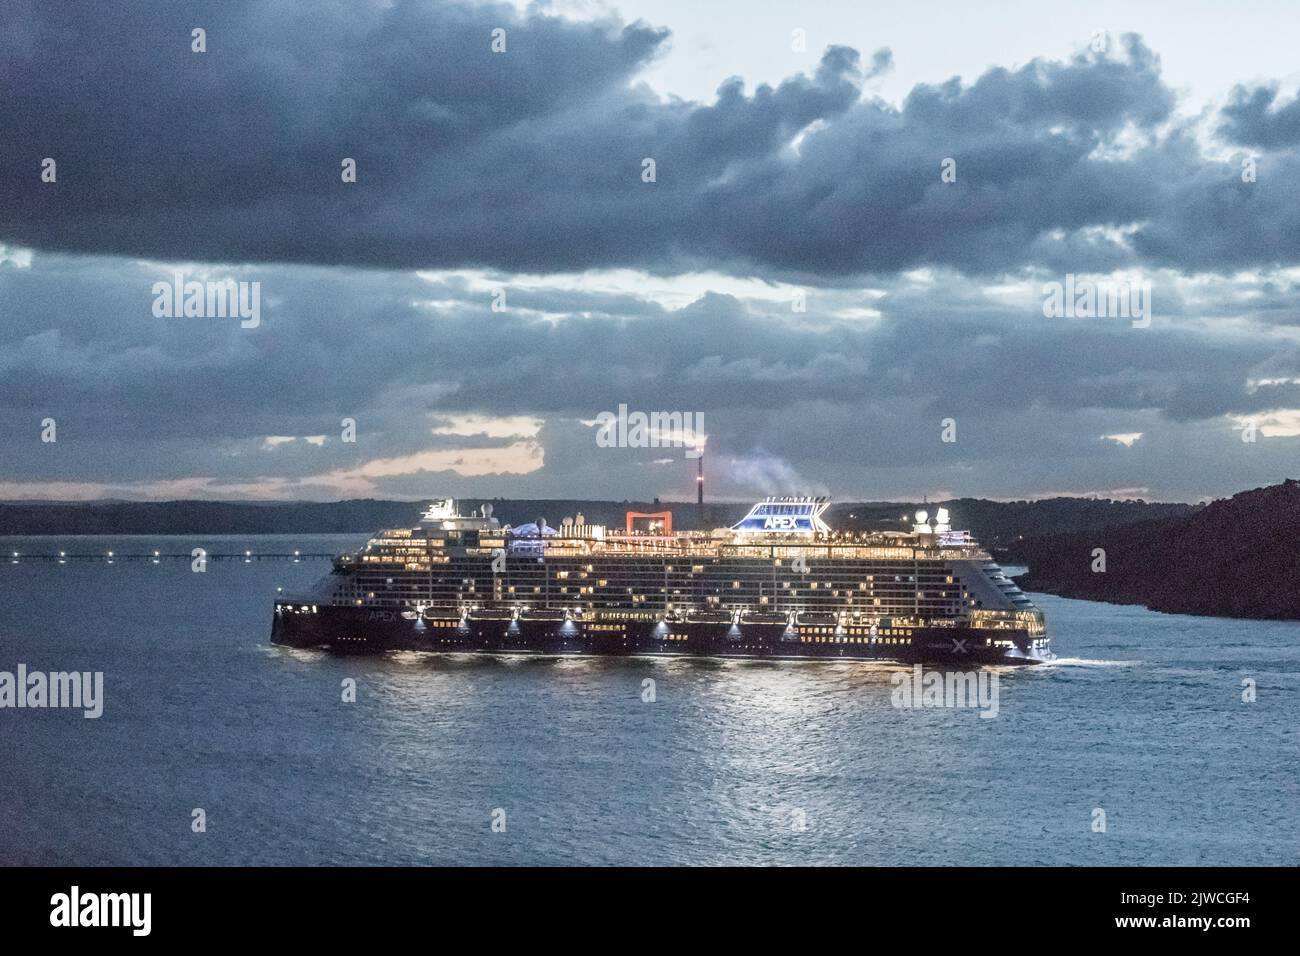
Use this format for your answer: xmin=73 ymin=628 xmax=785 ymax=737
xmin=272 ymin=498 xmax=1051 ymax=665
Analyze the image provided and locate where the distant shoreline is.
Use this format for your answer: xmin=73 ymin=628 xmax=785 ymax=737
xmin=1009 ymin=479 xmax=1300 ymax=622
xmin=0 ymin=496 xmax=1193 ymax=543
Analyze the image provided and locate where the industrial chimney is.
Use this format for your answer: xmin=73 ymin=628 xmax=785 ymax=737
xmin=696 ymin=449 xmax=704 ymax=527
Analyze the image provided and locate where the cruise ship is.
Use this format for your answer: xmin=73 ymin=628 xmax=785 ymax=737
xmin=272 ymin=498 xmax=1051 ymax=664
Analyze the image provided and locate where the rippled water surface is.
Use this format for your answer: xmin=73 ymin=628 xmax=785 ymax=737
xmin=1 ymin=535 xmax=1297 ymax=865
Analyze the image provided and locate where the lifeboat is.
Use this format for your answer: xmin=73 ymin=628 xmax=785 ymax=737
xmin=421 ymin=607 xmax=461 ymax=623
xmin=685 ymin=610 xmax=734 ymax=625
xmin=795 ymin=612 xmax=839 ymax=627
xmin=518 ymin=608 xmax=566 ymax=622
xmin=466 ymin=607 xmax=515 ymax=622
xmin=739 ymin=611 xmax=790 ymax=627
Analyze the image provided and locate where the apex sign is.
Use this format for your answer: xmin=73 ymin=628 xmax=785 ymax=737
xmin=763 ymin=515 xmax=800 ymax=530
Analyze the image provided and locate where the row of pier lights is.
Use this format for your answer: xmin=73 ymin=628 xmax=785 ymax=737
xmin=8 ymin=549 xmax=308 ymax=563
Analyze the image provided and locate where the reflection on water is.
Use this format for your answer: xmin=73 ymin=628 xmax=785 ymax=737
xmin=1 ymin=534 xmax=1298 ymax=865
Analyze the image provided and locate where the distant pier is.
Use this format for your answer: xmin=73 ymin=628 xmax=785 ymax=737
xmin=4 ymin=551 xmax=335 ymax=564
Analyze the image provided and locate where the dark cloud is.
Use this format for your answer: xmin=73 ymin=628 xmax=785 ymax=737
xmin=3 ymin=250 xmax=1299 ymax=500
xmin=1 ymin=5 xmax=1294 ymax=278
xmin=1219 ymin=84 xmax=1300 ymax=149
xmin=4 ymin=6 xmax=1300 ymax=502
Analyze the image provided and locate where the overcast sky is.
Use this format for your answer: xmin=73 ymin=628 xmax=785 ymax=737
xmin=3 ymin=0 xmax=1300 ymax=504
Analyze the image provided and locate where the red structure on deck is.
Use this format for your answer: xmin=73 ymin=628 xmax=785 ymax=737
xmin=626 ymin=511 xmax=673 ymax=535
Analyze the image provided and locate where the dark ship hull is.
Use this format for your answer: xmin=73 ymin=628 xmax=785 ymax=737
xmin=272 ymin=603 xmax=1050 ymax=665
